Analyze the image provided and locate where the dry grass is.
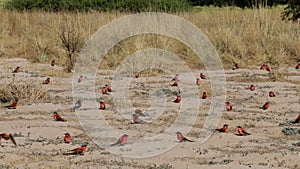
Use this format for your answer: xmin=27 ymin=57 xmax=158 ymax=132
xmin=0 ymin=8 xmax=299 ymax=73
xmin=0 ymin=76 xmax=50 ymax=103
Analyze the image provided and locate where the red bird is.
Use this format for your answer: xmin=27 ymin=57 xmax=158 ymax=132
xmin=43 ymin=77 xmax=50 ymax=84
xmin=64 ymin=133 xmax=71 ymax=143
xmin=171 ymin=80 xmax=178 ymax=86
xmin=173 ymin=95 xmax=181 ymax=103
xmin=232 ymin=63 xmax=239 ymax=70
xmin=111 ymin=134 xmax=128 ymax=146
xmin=99 ymin=101 xmax=106 ymax=110
xmin=172 ymin=74 xmax=179 ymax=81
xmin=0 ymin=133 xmax=17 ymax=146
xmin=236 ymin=126 xmax=251 ymax=136
xmin=78 ymin=75 xmax=83 ymax=83
xmin=249 ymin=85 xmax=255 ymax=91
xmin=200 ymin=73 xmax=206 ymax=79
xmin=176 ymin=132 xmax=194 ymax=142
xmin=3 ymin=100 xmax=18 ymax=109
xmin=202 ymin=92 xmax=207 ymax=99
xmin=293 ymin=114 xmax=300 ymax=123
xmin=101 ymin=87 xmax=109 ymax=95
xmin=269 ymin=91 xmax=275 ymax=97
xmin=105 ymin=84 xmax=112 ymax=92
xmin=63 ymin=144 xmax=88 ymax=155
xmin=135 ymin=109 xmax=146 ymax=116
xmin=135 ymin=72 xmax=139 ymax=78
xmin=215 ymin=124 xmax=229 ymax=133
xmin=51 ymin=59 xmax=55 ymax=66
xmin=53 ymin=112 xmax=66 ymax=122
xmin=262 ymin=101 xmax=270 ymax=110
xmin=12 ymin=66 xmax=20 ymax=73
xmin=196 ymin=78 xmax=200 ymax=86
xmin=226 ymin=101 xmax=232 ymax=111
xmin=260 ymin=64 xmax=270 ymax=71
xmin=296 ymin=63 xmax=300 ymax=69
xmin=132 ymin=114 xmax=145 ymax=124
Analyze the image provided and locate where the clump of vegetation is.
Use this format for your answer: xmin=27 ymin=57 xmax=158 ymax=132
xmin=0 ymin=77 xmax=50 ymax=103
xmin=282 ymin=127 xmax=300 ymax=135
xmin=4 ymin=0 xmax=192 ymax=12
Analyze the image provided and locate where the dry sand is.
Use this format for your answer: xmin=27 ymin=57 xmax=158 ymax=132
xmin=0 ymin=58 xmax=299 ymax=169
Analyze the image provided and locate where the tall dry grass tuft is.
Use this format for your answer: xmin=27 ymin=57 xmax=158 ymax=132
xmin=0 ymin=8 xmax=299 ymax=71
xmin=0 ymin=75 xmax=50 ymax=103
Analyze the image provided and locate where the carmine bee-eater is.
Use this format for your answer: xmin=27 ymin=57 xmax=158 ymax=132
xmin=135 ymin=109 xmax=146 ymax=116
xmin=250 ymin=85 xmax=255 ymax=91
xmin=226 ymin=101 xmax=232 ymax=111
xmin=12 ymin=66 xmax=20 ymax=73
xmin=3 ymin=100 xmax=18 ymax=109
xmin=101 ymin=87 xmax=109 ymax=95
xmin=215 ymin=124 xmax=229 ymax=133
xmin=260 ymin=64 xmax=270 ymax=71
xmin=105 ymin=84 xmax=112 ymax=92
xmin=111 ymin=134 xmax=128 ymax=146
xmin=64 ymin=133 xmax=71 ymax=143
xmin=269 ymin=91 xmax=275 ymax=97
xmin=135 ymin=72 xmax=139 ymax=78
xmin=173 ymin=95 xmax=181 ymax=103
xmin=53 ymin=112 xmax=66 ymax=122
xmin=0 ymin=133 xmax=17 ymax=146
xmin=78 ymin=75 xmax=83 ymax=83
xmin=132 ymin=114 xmax=145 ymax=124
xmin=74 ymin=100 xmax=82 ymax=109
xmin=296 ymin=62 xmax=300 ymax=69
xmin=43 ymin=77 xmax=51 ymax=84
xmin=236 ymin=126 xmax=251 ymax=136
xmin=176 ymin=132 xmax=194 ymax=142
xmin=262 ymin=101 xmax=270 ymax=110
xmin=99 ymin=101 xmax=106 ymax=110
xmin=232 ymin=63 xmax=239 ymax=70
xmin=292 ymin=114 xmax=300 ymax=124
xmin=200 ymin=73 xmax=206 ymax=79
xmin=51 ymin=59 xmax=55 ymax=66
xmin=202 ymin=92 xmax=207 ymax=99
xmin=63 ymin=144 xmax=87 ymax=155
xmin=196 ymin=78 xmax=200 ymax=86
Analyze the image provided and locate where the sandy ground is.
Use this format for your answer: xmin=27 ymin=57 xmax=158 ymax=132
xmin=0 ymin=58 xmax=299 ymax=169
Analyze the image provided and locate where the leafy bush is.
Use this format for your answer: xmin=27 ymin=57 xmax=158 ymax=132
xmin=4 ymin=0 xmax=192 ymax=12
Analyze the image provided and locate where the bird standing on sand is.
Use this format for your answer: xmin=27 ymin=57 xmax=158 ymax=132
xmin=176 ymin=132 xmax=194 ymax=142
xmin=202 ymin=92 xmax=207 ymax=99
xmin=64 ymin=133 xmax=71 ymax=143
xmin=173 ymin=95 xmax=181 ymax=103
xmin=63 ymin=144 xmax=87 ymax=155
xmin=249 ymin=85 xmax=255 ymax=91
xmin=111 ymin=134 xmax=128 ymax=146
xmin=226 ymin=101 xmax=232 ymax=111
xmin=43 ymin=77 xmax=51 ymax=84
xmin=215 ymin=124 xmax=229 ymax=133
xmin=78 ymin=75 xmax=83 ymax=83
xmin=200 ymin=73 xmax=206 ymax=79
xmin=74 ymin=100 xmax=82 ymax=109
xmin=269 ymin=91 xmax=275 ymax=97
xmin=132 ymin=114 xmax=145 ymax=124
xmin=99 ymin=101 xmax=106 ymax=110
xmin=53 ymin=112 xmax=66 ymax=122
xmin=135 ymin=72 xmax=139 ymax=78
xmin=232 ymin=63 xmax=239 ymax=70
xmin=262 ymin=101 xmax=270 ymax=110
xmin=236 ymin=126 xmax=251 ymax=136
xmin=0 ymin=133 xmax=17 ymax=146
xmin=51 ymin=59 xmax=55 ymax=66
xmin=3 ymin=100 xmax=18 ymax=109
xmin=12 ymin=66 xmax=20 ymax=73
